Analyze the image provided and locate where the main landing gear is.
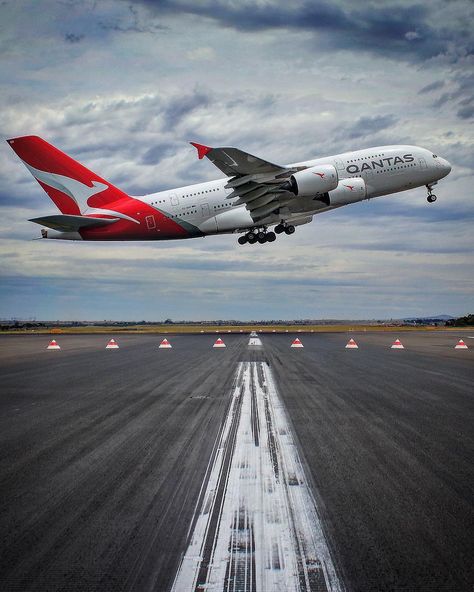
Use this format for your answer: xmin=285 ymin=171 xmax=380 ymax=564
xmin=275 ymin=223 xmax=295 ymax=235
xmin=238 ymin=229 xmax=276 ymax=245
xmin=238 ymin=223 xmax=295 ymax=245
xmin=426 ymin=183 xmax=437 ymax=203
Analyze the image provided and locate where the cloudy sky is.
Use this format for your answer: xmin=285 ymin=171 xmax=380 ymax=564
xmin=1 ymin=0 xmax=473 ymax=321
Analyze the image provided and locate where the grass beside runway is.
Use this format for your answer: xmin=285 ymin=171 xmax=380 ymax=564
xmin=3 ymin=323 xmax=470 ymax=335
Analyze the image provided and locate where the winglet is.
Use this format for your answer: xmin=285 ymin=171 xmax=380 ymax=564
xmin=190 ymin=142 xmax=212 ymax=160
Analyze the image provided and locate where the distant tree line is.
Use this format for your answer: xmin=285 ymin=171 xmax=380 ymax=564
xmin=446 ymin=314 xmax=474 ymax=327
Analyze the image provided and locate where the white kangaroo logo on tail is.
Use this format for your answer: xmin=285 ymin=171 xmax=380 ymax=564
xmin=23 ymin=162 xmax=108 ymax=213
xmin=22 ymin=162 xmax=139 ymax=224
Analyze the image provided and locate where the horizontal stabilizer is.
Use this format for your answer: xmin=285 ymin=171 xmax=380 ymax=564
xmin=29 ymin=214 xmax=119 ymax=232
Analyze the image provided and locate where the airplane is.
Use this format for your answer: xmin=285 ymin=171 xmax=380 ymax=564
xmin=7 ymin=135 xmax=451 ymax=245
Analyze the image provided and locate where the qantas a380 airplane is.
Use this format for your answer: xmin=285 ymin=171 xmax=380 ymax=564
xmin=8 ymin=135 xmax=451 ymax=245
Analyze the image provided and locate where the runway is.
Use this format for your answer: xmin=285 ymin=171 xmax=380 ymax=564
xmin=0 ymin=333 xmax=473 ymax=591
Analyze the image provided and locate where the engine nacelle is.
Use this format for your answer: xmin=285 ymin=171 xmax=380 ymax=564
xmin=288 ymin=164 xmax=338 ymax=197
xmin=328 ymin=177 xmax=366 ymax=207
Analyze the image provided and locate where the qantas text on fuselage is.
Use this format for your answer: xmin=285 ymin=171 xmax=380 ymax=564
xmin=345 ymin=154 xmax=414 ymax=174
xmin=7 ymin=136 xmax=451 ymax=245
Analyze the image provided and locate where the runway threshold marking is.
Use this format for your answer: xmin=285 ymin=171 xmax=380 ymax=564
xmin=171 ymin=361 xmax=342 ymax=592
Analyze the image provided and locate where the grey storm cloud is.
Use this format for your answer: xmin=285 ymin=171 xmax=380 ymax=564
xmin=64 ymin=33 xmax=85 ymax=43
xmin=134 ymin=0 xmax=473 ymax=61
xmin=141 ymin=143 xmax=178 ymax=165
xmin=432 ymin=71 xmax=474 ymax=120
xmin=98 ymin=4 xmax=166 ymax=34
xmin=161 ymin=91 xmax=212 ymax=131
xmin=456 ymin=102 xmax=474 ymax=120
xmin=336 ymin=115 xmax=398 ymax=141
xmin=418 ymin=80 xmax=445 ymax=94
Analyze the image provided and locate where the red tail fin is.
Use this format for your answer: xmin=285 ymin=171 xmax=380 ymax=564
xmin=7 ymin=136 xmax=129 ymax=215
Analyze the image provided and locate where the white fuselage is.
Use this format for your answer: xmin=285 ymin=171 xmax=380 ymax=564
xmin=138 ymin=145 xmax=451 ymax=236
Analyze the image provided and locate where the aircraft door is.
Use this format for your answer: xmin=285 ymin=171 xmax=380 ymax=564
xmin=170 ymin=193 xmax=179 ymax=207
xmin=145 ymin=215 xmax=156 ymax=230
xmin=198 ymin=203 xmax=218 ymax=233
xmin=418 ymin=158 xmax=427 ymax=170
xmin=334 ymin=160 xmax=346 ymax=173
xmin=361 ymin=167 xmax=373 ymax=195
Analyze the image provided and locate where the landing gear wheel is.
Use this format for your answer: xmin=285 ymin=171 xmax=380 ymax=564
xmin=248 ymin=236 xmax=257 ymax=244
xmin=274 ymin=224 xmax=284 ymax=234
xmin=257 ymin=236 xmax=267 ymax=244
xmin=266 ymin=231 xmax=276 ymax=242
xmin=426 ymin=183 xmax=438 ymax=204
xmin=247 ymin=231 xmax=256 ymax=242
xmin=284 ymin=225 xmax=296 ymax=235
xmin=257 ymin=230 xmax=266 ymax=240
xmin=238 ymin=235 xmax=248 ymax=245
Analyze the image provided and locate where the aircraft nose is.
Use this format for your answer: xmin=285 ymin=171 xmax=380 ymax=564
xmin=436 ymin=156 xmax=451 ymax=177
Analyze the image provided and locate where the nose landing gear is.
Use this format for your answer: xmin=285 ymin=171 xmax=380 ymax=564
xmin=426 ymin=183 xmax=437 ymax=203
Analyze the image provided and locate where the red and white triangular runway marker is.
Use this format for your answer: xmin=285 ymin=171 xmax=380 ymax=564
xmin=454 ymin=339 xmax=468 ymax=349
xmin=391 ymin=338 xmax=404 ymax=349
xmin=213 ymin=338 xmax=226 ymax=348
xmin=290 ymin=338 xmax=304 ymax=348
xmin=105 ymin=339 xmax=119 ymax=349
xmin=47 ymin=339 xmax=60 ymax=350
xmin=345 ymin=338 xmax=358 ymax=349
xmin=159 ymin=338 xmax=172 ymax=349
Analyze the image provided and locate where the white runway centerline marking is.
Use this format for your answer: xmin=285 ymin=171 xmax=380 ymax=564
xmin=172 ymin=362 xmax=343 ymax=592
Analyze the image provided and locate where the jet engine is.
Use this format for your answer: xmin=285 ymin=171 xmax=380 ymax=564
xmin=328 ymin=177 xmax=366 ymax=207
xmin=285 ymin=164 xmax=338 ymax=197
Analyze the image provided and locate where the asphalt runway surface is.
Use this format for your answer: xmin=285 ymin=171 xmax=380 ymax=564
xmin=0 ymin=332 xmax=473 ymax=591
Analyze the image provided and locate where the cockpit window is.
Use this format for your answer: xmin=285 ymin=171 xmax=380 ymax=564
xmin=433 ymin=154 xmax=438 ymax=158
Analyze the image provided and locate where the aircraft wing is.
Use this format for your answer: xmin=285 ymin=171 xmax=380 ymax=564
xmin=29 ymin=214 xmax=119 ymax=232
xmin=191 ymin=142 xmax=300 ymax=221
xmin=190 ymin=142 xmax=288 ymax=176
